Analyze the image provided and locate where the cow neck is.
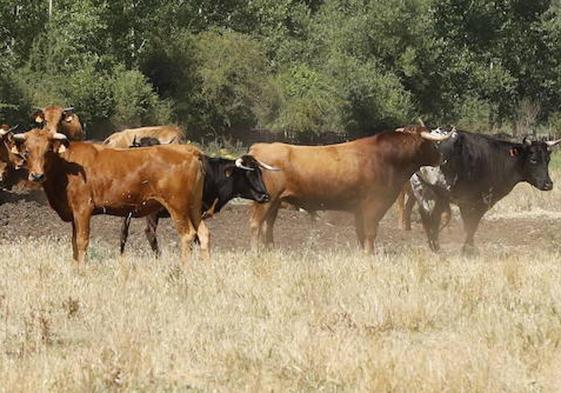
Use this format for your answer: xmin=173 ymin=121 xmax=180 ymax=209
xmin=202 ymin=157 xmax=233 ymax=213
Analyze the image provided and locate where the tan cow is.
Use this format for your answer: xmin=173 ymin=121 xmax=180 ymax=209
xmin=33 ymin=106 xmax=85 ymax=140
xmin=249 ymin=126 xmax=451 ymax=253
xmin=12 ymin=129 xmax=204 ymax=265
xmin=103 ymin=125 xmax=185 ymax=148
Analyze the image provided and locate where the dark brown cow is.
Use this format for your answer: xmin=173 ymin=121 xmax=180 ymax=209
xmin=249 ymin=126 xmax=450 ymax=253
xmin=33 ymin=106 xmax=85 ymax=140
xmin=11 ymin=129 xmax=204 ymax=265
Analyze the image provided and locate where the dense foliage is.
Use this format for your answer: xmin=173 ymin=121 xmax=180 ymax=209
xmin=1 ymin=0 xmax=560 ymax=139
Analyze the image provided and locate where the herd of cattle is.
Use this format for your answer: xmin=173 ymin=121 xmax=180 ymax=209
xmin=0 ymin=105 xmax=560 ymax=265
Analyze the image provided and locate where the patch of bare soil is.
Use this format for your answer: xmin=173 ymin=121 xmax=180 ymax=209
xmin=0 ymin=189 xmax=559 ymax=258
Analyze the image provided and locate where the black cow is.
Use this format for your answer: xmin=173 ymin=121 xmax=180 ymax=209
xmin=120 ymin=138 xmax=275 ymax=255
xmin=408 ymin=128 xmax=560 ymax=253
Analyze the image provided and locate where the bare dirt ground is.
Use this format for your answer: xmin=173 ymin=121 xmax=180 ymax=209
xmin=1 ymin=188 xmax=559 ymax=258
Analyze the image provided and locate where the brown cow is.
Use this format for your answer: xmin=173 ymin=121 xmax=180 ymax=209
xmin=0 ymin=125 xmax=27 ymax=187
xmin=249 ymin=126 xmax=451 ymax=253
xmin=11 ymin=129 xmax=204 ymax=265
xmin=103 ymin=125 xmax=185 ymax=148
xmin=33 ymin=106 xmax=85 ymax=140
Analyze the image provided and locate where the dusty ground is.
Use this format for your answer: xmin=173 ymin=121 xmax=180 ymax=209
xmin=0 ymin=188 xmax=559 ymax=259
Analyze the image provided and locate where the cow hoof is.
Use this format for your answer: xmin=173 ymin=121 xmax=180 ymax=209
xmin=462 ymin=245 xmax=478 ymax=257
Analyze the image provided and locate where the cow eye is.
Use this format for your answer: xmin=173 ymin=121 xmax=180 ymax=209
xmin=529 ymin=158 xmax=538 ymax=164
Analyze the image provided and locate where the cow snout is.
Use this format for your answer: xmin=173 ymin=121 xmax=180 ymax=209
xmin=29 ymin=172 xmax=46 ymax=183
xmin=256 ymin=193 xmax=270 ymax=203
xmin=541 ymin=180 xmax=553 ymax=191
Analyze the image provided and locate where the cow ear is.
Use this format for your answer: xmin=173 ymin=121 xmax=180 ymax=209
xmin=33 ymin=110 xmax=44 ymax=124
xmin=224 ymin=166 xmax=235 ymax=177
xmin=509 ymin=147 xmax=520 ymax=157
xmin=64 ymin=114 xmax=74 ymax=123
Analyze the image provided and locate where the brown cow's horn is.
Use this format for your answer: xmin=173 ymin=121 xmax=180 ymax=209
xmin=13 ymin=133 xmax=26 ymax=141
xmin=545 ymin=138 xmax=561 ymax=147
xmin=256 ymin=159 xmax=281 ymax=171
xmin=235 ymin=158 xmax=255 ymax=171
xmin=418 ymin=118 xmax=426 ymax=127
xmin=52 ymin=132 xmax=68 ymax=140
xmin=63 ymin=106 xmax=75 ymax=112
xmin=420 ymin=131 xmax=451 ymax=142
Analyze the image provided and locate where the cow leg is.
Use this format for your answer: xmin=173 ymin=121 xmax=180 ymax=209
xmin=403 ymin=192 xmax=416 ymax=231
xmin=419 ymin=200 xmax=448 ymax=252
xmin=361 ymin=199 xmax=395 ymax=254
xmin=120 ymin=214 xmax=132 ymax=255
xmin=354 ymin=212 xmax=366 ymax=249
xmin=72 ymin=211 xmax=91 ymax=264
xmin=250 ymin=202 xmax=270 ymax=251
xmin=144 ymin=212 xmax=161 ymax=257
xmin=396 ymin=188 xmax=406 ymax=230
xmin=263 ymin=201 xmax=280 ymax=248
xmin=197 ymin=220 xmax=210 ymax=260
xmin=171 ymin=216 xmax=197 ymax=267
xmin=459 ymin=205 xmax=486 ymax=255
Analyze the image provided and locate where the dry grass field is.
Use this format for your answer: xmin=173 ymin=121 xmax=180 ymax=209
xmin=0 ymin=158 xmax=560 ymax=392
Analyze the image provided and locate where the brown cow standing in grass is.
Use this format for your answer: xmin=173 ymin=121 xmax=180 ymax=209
xmin=11 ymin=129 xmax=204 ymax=265
xmin=249 ymin=126 xmax=451 ymax=253
xmin=103 ymin=125 xmax=184 ymax=147
xmin=33 ymin=106 xmax=85 ymax=140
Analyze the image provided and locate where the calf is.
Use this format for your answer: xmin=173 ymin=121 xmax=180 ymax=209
xmin=11 ymin=129 xmax=204 ymax=265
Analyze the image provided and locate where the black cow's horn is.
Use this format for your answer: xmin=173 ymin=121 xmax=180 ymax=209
xmin=523 ymin=136 xmax=532 ymax=145
xmin=256 ymin=159 xmax=281 ymax=171
xmin=52 ymin=132 xmax=68 ymax=140
xmin=235 ymin=158 xmax=255 ymax=171
xmin=13 ymin=133 xmax=26 ymax=141
xmin=420 ymin=131 xmax=451 ymax=142
xmin=63 ymin=106 xmax=75 ymax=112
xmin=545 ymin=138 xmax=561 ymax=147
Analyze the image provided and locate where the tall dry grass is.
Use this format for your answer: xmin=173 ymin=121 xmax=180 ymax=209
xmin=1 ymin=239 xmax=561 ymax=392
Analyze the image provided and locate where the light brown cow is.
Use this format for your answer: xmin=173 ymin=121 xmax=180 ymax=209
xmin=11 ymin=129 xmax=204 ymax=265
xmin=249 ymin=126 xmax=450 ymax=253
xmin=33 ymin=106 xmax=85 ymax=140
xmin=103 ymin=125 xmax=185 ymax=148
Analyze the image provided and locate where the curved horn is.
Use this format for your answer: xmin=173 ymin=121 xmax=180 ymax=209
xmin=545 ymin=138 xmax=561 ymax=147
xmin=63 ymin=106 xmax=75 ymax=112
xmin=523 ymin=136 xmax=532 ymax=145
xmin=235 ymin=157 xmax=255 ymax=171
xmin=13 ymin=133 xmax=26 ymax=141
xmin=418 ymin=118 xmax=426 ymax=127
xmin=8 ymin=124 xmax=19 ymax=133
xmin=420 ymin=131 xmax=451 ymax=142
xmin=256 ymin=159 xmax=281 ymax=171
xmin=52 ymin=132 xmax=68 ymax=141
xmin=451 ymin=126 xmax=457 ymax=133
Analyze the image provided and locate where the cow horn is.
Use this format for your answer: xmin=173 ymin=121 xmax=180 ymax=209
xmin=418 ymin=118 xmax=426 ymax=127
xmin=256 ymin=159 xmax=281 ymax=171
xmin=235 ymin=158 xmax=255 ymax=171
xmin=420 ymin=131 xmax=451 ymax=142
xmin=13 ymin=133 xmax=26 ymax=141
xmin=8 ymin=124 xmax=19 ymax=133
xmin=545 ymin=138 xmax=561 ymax=148
xmin=63 ymin=106 xmax=75 ymax=112
xmin=523 ymin=136 xmax=532 ymax=145
xmin=52 ymin=132 xmax=68 ymax=141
